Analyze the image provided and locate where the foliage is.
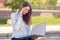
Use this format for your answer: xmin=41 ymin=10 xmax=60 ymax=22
xmin=48 ymin=0 xmax=58 ymax=5
xmin=0 ymin=19 xmax=7 ymax=24
xmin=4 ymin=0 xmax=25 ymax=11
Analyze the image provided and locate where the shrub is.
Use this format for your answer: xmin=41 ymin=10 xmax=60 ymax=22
xmin=0 ymin=19 xmax=7 ymax=24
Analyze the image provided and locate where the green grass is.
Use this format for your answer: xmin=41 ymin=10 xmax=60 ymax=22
xmin=32 ymin=16 xmax=60 ymax=26
xmin=0 ymin=16 xmax=60 ymax=26
xmin=0 ymin=24 xmax=11 ymax=26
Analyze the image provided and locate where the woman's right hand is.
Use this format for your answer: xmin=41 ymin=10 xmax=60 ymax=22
xmin=20 ymin=8 xmax=25 ymax=14
xmin=19 ymin=8 xmax=25 ymax=18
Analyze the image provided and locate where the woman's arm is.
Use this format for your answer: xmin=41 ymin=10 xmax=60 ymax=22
xmin=11 ymin=9 xmax=24 ymax=31
xmin=13 ymin=16 xmax=23 ymax=31
xmin=11 ymin=11 xmax=23 ymax=31
xmin=11 ymin=12 xmax=17 ymax=26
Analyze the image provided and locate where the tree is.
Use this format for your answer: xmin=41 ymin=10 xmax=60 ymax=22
xmin=37 ymin=0 xmax=47 ymax=5
xmin=27 ymin=0 xmax=38 ymax=7
xmin=48 ymin=0 xmax=58 ymax=5
xmin=4 ymin=0 xmax=25 ymax=11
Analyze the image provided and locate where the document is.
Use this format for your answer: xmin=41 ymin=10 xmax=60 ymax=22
xmin=31 ymin=22 xmax=46 ymax=37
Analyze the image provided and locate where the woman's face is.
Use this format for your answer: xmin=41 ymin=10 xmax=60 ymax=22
xmin=22 ymin=6 xmax=30 ymax=15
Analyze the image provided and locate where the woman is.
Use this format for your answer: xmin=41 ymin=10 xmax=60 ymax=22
xmin=11 ymin=2 xmax=38 ymax=40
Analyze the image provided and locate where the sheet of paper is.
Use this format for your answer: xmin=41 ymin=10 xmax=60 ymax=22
xmin=31 ymin=22 xmax=46 ymax=37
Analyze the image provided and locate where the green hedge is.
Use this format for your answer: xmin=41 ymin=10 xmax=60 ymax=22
xmin=0 ymin=19 xmax=7 ymax=24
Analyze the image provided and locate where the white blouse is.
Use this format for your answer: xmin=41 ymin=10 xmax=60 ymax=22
xmin=11 ymin=11 xmax=31 ymax=38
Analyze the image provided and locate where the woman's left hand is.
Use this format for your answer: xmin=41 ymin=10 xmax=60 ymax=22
xmin=31 ymin=35 xmax=38 ymax=40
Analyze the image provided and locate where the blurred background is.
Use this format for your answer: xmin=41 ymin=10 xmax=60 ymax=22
xmin=0 ymin=0 xmax=60 ymax=40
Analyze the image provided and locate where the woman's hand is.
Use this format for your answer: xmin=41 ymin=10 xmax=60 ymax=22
xmin=19 ymin=8 xmax=25 ymax=18
xmin=31 ymin=35 xmax=38 ymax=40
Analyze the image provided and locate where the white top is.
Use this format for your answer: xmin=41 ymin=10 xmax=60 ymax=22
xmin=11 ymin=11 xmax=31 ymax=38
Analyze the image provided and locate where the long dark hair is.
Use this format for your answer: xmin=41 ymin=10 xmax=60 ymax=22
xmin=19 ymin=2 xmax=32 ymax=25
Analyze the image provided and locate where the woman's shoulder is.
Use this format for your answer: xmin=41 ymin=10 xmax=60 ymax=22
xmin=11 ymin=10 xmax=19 ymax=16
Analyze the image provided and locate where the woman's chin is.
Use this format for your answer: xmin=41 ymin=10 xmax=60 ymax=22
xmin=23 ymin=14 xmax=26 ymax=15
xmin=23 ymin=13 xmax=27 ymax=15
